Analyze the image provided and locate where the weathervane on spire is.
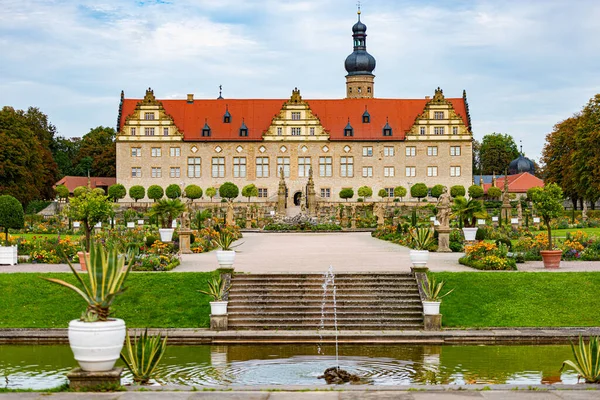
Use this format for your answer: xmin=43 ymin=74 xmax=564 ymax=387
xmin=217 ymin=85 xmax=224 ymax=100
xmin=357 ymin=1 xmax=361 ymax=16
xmin=520 ymin=139 xmax=523 ymax=154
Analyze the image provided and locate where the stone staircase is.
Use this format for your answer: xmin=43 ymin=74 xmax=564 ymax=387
xmin=227 ymin=273 xmax=424 ymax=330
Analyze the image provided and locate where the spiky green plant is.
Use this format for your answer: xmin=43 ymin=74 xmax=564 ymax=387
xmin=40 ymin=241 xmax=132 ymax=321
xmin=410 ymin=227 xmax=435 ymax=250
xmin=198 ymin=275 xmax=231 ymax=301
xmin=213 ymin=229 xmax=242 ymax=251
xmin=561 ymin=336 xmax=600 ymax=383
xmin=421 ymin=276 xmax=454 ymax=302
xmin=120 ymin=329 xmax=168 ymax=384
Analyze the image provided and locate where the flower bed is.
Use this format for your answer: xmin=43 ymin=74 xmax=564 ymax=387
xmin=459 ymin=241 xmax=517 ymax=270
xmin=263 ymin=223 xmax=342 ymax=231
xmin=132 ymin=241 xmax=180 ymax=271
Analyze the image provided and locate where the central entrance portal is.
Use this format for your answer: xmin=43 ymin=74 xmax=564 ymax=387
xmin=293 ymin=191 xmax=302 ymax=206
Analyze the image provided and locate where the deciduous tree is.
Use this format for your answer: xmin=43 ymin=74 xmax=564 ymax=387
xmin=479 ymin=133 xmax=520 ymax=175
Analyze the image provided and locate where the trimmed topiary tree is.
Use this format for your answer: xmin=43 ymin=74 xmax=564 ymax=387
xmin=450 ymin=185 xmax=466 ymax=198
xmin=242 ymin=184 xmax=259 ymax=202
xmin=430 ymin=184 xmax=446 ymax=199
xmin=219 ymin=182 xmax=239 ymax=200
xmin=339 ymin=188 xmax=354 ymax=202
xmin=92 ymin=188 xmax=105 ymax=196
xmin=530 ymin=183 xmax=564 ymax=250
xmin=165 ymin=184 xmax=182 ymax=199
xmin=394 ymin=186 xmax=407 ymax=201
xmin=184 ymin=185 xmax=203 ymax=201
xmin=378 ymin=188 xmax=388 ymax=200
xmin=206 ymin=187 xmax=217 ymax=202
xmin=468 ymin=185 xmax=484 ymax=199
xmin=487 ymin=187 xmax=502 ymax=200
xmin=410 ymin=183 xmax=428 ymax=200
xmin=55 ymin=184 xmax=69 ymax=202
xmin=108 ymin=184 xmax=126 ymax=202
xmin=129 ymin=185 xmax=145 ymax=202
xmin=67 ymin=190 xmax=113 ymax=251
xmin=0 ymin=195 xmax=24 ymax=245
xmin=147 ymin=185 xmax=164 ymax=202
xmin=73 ymin=186 xmax=89 ymax=197
xmin=358 ymin=186 xmax=373 ymax=201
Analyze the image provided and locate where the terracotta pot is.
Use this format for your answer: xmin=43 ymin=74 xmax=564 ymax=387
xmin=77 ymin=251 xmax=89 ymax=271
xmin=540 ymin=250 xmax=562 ymax=269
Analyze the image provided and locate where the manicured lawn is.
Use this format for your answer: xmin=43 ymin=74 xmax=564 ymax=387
xmin=532 ymin=227 xmax=600 ymax=237
xmin=0 ymin=272 xmax=218 ymax=328
xmin=11 ymin=233 xmax=82 ymax=240
xmin=432 ymin=272 xmax=600 ymax=328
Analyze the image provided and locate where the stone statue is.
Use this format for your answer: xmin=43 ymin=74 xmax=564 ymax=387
xmin=300 ymin=192 xmax=306 ymax=212
xmin=517 ymin=201 xmax=523 ymax=221
xmin=226 ymin=201 xmax=235 ymax=226
xmin=374 ymin=202 xmax=385 ymax=226
xmin=180 ymin=210 xmax=190 ymax=229
xmin=583 ymin=201 xmax=588 ymax=221
xmin=436 ymin=187 xmax=451 ymax=229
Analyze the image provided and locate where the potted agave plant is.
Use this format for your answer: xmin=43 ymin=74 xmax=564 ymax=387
xmin=421 ymin=275 xmax=454 ymax=315
xmin=149 ymin=199 xmax=186 ymax=242
xmin=213 ymin=228 xmax=242 ymax=269
xmin=530 ymin=184 xmax=564 ymax=269
xmin=120 ymin=329 xmax=168 ymax=385
xmin=409 ymin=227 xmax=434 ymax=267
xmin=451 ymin=196 xmax=487 ymax=241
xmin=198 ymin=275 xmax=231 ymax=316
xmin=41 ymin=242 xmax=133 ymax=372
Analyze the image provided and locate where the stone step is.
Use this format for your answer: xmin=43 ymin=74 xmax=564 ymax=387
xmin=230 ymin=283 xmax=418 ymax=289
xmin=226 ymin=323 xmax=424 ymax=330
xmin=227 ymin=304 xmax=423 ymax=311
xmin=232 ymin=276 xmax=415 ymax=283
xmin=228 ymin=293 xmax=421 ymax=300
xmin=228 ymin=312 xmax=424 ymax=320
xmin=228 ymin=299 xmax=422 ymax=307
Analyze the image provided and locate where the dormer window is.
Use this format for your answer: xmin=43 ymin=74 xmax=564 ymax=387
xmin=362 ymin=108 xmax=370 ymax=123
xmin=239 ymin=120 xmax=248 ymax=137
xmin=223 ymin=106 xmax=231 ymax=123
xmin=344 ymin=120 xmax=353 ymax=137
xmin=202 ymin=121 xmax=211 ymax=137
xmin=382 ymin=120 xmax=392 ymax=137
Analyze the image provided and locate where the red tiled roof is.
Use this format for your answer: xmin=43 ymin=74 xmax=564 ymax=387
xmin=119 ymin=97 xmax=469 ymax=141
xmin=483 ymin=172 xmax=544 ymax=193
xmin=54 ymin=176 xmax=116 ymax=193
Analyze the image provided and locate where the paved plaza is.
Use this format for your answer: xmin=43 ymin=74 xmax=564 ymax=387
xmin=3 ymin=232 xmax=600 ymax=273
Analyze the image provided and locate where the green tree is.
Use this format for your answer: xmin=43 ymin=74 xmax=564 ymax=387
xmin=52 ymin=136 xmax=81 ymax=178
xmin=92 ymin=188 xmax=105 ymax=196
xmin=206 ymin=187 xmax=217 ymax=202
xmin=129 ymin=185 xmax=145 ymax=203
xmin=219 ymin=182 xmax=239 ymax=200
xmin=450 ymin=185 xmax=466 ymax=198
xmin=68 ymin=190 xmax=113 ymax=251
xmin=487 ymin=187 xmax=502 ymax=200
xmin=339 ymin=188 xmax=354 ymax=202
xmin=242 ymin=184 xmax=258 ymax=202
xmin=147 ymin=185 xmax=164 ymax=202
xmin=74 ymin=126 xmax=116 ymax=177
xmin=184 ymin=185 xmax=203 ymax=201
xmin=377 ymin=188 xmax=388 ymax=200
xmin=73 ymin=186 xmax=89 ymax=197
xmin=430 ymin=184 xmax=446 ymax=199
xmin=468 ymin=185 xmax=484 ymax=199
xmin=479 ymin=133 xmax=520 ymax=175
xmin=394 ymin=186 xmax=407 ymax=200
xmin=572 ymin=94 xmax=600 ymax=205
xmin=410 ymin=183 xmax=428 ymax=200
xmin=165 ymin=184 xmax=182 ymax=199
xmin=0 ymin=195 xmax=24 ymax=245
xmin=472 ymin=139 xmax=481 ymax=175
xmin=55 ymin=184 xmax=70 ymax=201
xmin=107 ymin=184 xmax=126 ymax=202
xmin=358 ymin=186 xmax=373 ymax=201
xmin=452 ymin=196 xmax=487 ymax=228
xmin=149 ymin=199 xmax=186 ymax=229
xmin=530 ymin=183 xmax=564 ymax=249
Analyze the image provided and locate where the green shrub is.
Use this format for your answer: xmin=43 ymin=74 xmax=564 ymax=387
xmin=410 ymin=183 xmax=428 ymax=199
xmin=145 ymin=235 xmax=159 ymax=248
xmin=475 ymin=228 xmax=487 ymax=241
xmin=0 ymin=195 xmax=24 ymax=245
xmin=108 ymin=184 xmax=127 ymax=202
xmin=339 ymin=188 xmax=354 ymax=201
xmin=73 ymin=186 xmax=89 ymax=197
xmin=495 ymin=237 xmax=513 ymax=251
xmin=468 ymin=185 xmax=484 ymax=199
xmin=165 ymin=184 xmax=182 ymax=199
xmin=147 ymin=185 xmax=164 ymax=202
xmin=184 ymin=185 xmax=203 ymax=200
xmin=24 ymin=200 xmax=51 ymax=215
xmin=430 ymin=184 xmax=445 ymax=199
xmin=450 ymin=185 xmax=466 ymax=198
xmin=219 ymin=182 xmax=239 ymax=200
xmin=129 ymin=185 xmax=145 ymax=202
xmin=55 ymin=184 xmax=69 ymax=200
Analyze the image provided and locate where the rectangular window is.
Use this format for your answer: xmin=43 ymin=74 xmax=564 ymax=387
xmin=233 ymin=157 xmax=247 ymax=178
xmin=277 ymin=157 xmax=290 ymax=178
xmin=340 ymin=156 xmax=354 ymax=177
xmin=291 ymin=112 xmax=301 ymax=120
xmin=144 ymin=112 xmax=154 ymax=120
xmin=385 ymin=187 xmax=394 ymax=197
xmin=320 ymin=188 xmax=331 ymax=198
xmin=362 ymin=166 xmax=373 ymax=177
xmin=277 ymin=127 xmax=282 ymax=136
xmin=170 ymin=147 xmax=180 ymax=157
xmin=298 ymin=157 xmax=311 ymax=177
xmin=434 ymin=111 xmax=444 ymax=120
xmin=151 ymin=147 xmax=161 ymax=157
xmin=151 ymin=167 xmax=162 ymax=178
xmin=405 ymin=146 xmax=416 ymax=157
xmin=384 ymin=146 xmax=395 ymax=157
xmin=384 ymin=166 xmax=395 ymax=177
xmin=405 ymin=166 xmax=416 ymax=177
xmin=291 ymin=127 xmax=302 ymax=136
xmin=131 ymin=167 xmax=141 ymax=177
xmin=258 ymin=188 xmax=268 ymax=198
xmin=362 ymin=146 xmax=373 ymax=157
xmin=131 ymin=148 xmax=141 ymax=157
xmin=144 ymin=127 xmax=155 ymax=136
xmin=163 ymin=127 xmax=169 ymax=136
xmin=319 ymin=156 xmax=332 ymax=177
xmin=427 ymin=166 xmax=438 ymax=177
xmin=427 ymin=146 xmax=438 ymax=156
xmin=452 ymin=126 xmax=459 ymax=135
xmin=434 ymin=126 xmax=445 ymax=135
xmin=187 ymin=157 xmax=201 ymax=178
xmin=450 ymin=146 xmax=461 ymax=156
xmin=256 ymin=157 xmax=269 ymax=178
xmin=310 ymin=127 xmax=315 ymax=135
xmin=130 ymin=127 xmax=136 ymax=136
xmin=170 ymin=167 xmax=180 ymax=178
xmin=450 ymin=166 xmax=461 ymax=177
xmin=420 ymin=126 xmax=426 ymax=135
xmin=212 ymin=157 xmax=225 ymax=178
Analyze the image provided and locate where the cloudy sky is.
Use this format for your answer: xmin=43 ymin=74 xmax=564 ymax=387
xmin=2 ymin=0 xmax=600 ymax=162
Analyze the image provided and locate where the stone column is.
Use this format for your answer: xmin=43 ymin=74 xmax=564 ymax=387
xmin=245 ymin=205 xmax=252 ymax=229
xmin=178 ymin=229 xmax=192 ymax=254
xmin=277 ymin=167 xmax=287 ymax=216
xmin=307 ymin=167 xmax=316 ymax=217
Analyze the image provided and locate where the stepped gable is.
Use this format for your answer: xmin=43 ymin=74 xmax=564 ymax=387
xmin=119 ymin=97 xmax=469 ymax=141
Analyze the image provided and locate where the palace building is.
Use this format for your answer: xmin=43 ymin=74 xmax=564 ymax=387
xmin=116 ymin=10 xmax=473 ymax=206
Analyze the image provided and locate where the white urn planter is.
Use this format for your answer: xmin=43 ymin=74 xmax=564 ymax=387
xmin=209 ymin=301 xmax=228 ymax=316
xmin=159 ymin=228 xmax=174 ymax=242
xmin=409 ymin=250 xmax=429 ymax=268
xmin=216 ymin=250 xmax=235 ymax=269
xmin=68 ymin=319 xmax=126 ymax=372
xmin=422 ymin=301 xmax=441 ymax=315
xmin=462 ymin=227 xmax=478 ymax=241
xmin=0 ymin=245 xmax=18 ymax=266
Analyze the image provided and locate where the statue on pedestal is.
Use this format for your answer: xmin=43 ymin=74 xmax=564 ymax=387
xmin=436 ymin=188 xmax=451 ymax=229
xmin=583 ymin=201 xmax=588 ymax=222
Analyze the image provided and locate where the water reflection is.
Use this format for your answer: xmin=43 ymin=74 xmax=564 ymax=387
xmin=0 ymin=343 xmax=580 ymax=389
